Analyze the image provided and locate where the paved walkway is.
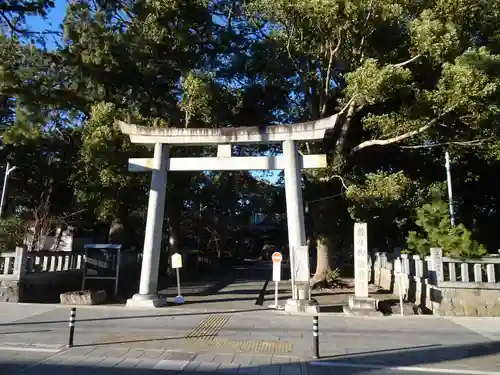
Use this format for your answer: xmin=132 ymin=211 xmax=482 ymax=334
xmin=1 ymin=262 xmax=500 ymax=374
xmin=0 ymin=302 xmax=500 ymax=374
xmin=1 ymin=343 xmax=499 ymax=375
xmin=156 ymin=261 xmax=303 ymax=311
xmin=156 ymin=261 xmax=382 ymax=313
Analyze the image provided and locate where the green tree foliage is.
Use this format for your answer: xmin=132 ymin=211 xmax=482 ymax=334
xmin=71 ymin=102 xmax=149 ymax=243
xmin=0 ymin=0 xmax=499 ymax=276
xmin=0 ymin=217 xmax=25 ymax=251
xmin=407 ymin=200 xmax=487 ymax=258
xmin=1 ymin=126 xmax=81 ymax=250
xmin=346 ymin=171 xmax=414 ymax=216
xmin=0 ymin=22 xmax=84 ymax=247
xmin=243 ymin=0 xmax=500 ymax=279
xmin=346 ymin=171 xmax=420 ymax=248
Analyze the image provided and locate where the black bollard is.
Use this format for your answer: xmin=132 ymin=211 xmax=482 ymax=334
xmin=68 ymin=307 xmax=76 ymax=348
xmin=313 ymin=315 xmax=319 ymax=359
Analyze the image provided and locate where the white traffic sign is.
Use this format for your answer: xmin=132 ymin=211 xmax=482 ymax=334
xmin=171 ymin=253 xmax=183 ymax=269
xmin=269 ymin=251 xmax=283 ymax=310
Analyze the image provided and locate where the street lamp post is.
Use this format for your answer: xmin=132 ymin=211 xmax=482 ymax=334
xmin=0 ymin=162 xmax=17 ymax=218
xmin=445 ymin=152 xmax=456 ymax=227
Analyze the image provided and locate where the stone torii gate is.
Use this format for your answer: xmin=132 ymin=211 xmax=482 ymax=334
xmin=118 ymin=114 xmax=338 ymax=313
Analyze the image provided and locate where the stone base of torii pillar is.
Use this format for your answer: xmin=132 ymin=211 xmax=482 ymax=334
xmin=284 ymin=282 xmax=319 ymax=314
xmin=126 ymin=293 xmax=167 ymax=308
xmin=283 ymin=281 xmax=321 ymax=314
xmin=285 ymin=300 xmax=320 ymax=314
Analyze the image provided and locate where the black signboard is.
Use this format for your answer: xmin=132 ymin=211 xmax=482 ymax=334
xmin=82 ymin=244 xmax=121 ymax=296
xmin=84 ymin=245 xmax=120 ymax=278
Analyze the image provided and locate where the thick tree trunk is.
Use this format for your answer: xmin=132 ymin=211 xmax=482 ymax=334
xmin=304 ymin=182 xmax=332 ymax=287
xmin=30 ymin=216 xmax=42 ymax=252
xmin=310 ymin=235 xmax=331 ymax=287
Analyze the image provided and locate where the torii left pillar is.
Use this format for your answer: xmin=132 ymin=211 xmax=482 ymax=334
xmin=126 ymin=143 xmax=168 ymax=308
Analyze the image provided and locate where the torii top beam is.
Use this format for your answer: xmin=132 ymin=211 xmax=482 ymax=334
xmin=116 ymin=114 xmax=338 ymax=145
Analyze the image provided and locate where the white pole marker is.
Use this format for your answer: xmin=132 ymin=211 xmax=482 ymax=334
xmin=269 ymin=252 xmax=283 ymax=310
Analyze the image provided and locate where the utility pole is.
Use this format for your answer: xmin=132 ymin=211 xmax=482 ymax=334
xmin=0 ymin=162 xmax=17 ymax=218
xmin=197 ymin=202 xmax=202 ymax=250
xmin=445 ymin=151 xmax=456 ymax=227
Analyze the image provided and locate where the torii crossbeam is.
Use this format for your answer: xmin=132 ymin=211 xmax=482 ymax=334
xmin=118 ymin=114 xmax=338 ymax=313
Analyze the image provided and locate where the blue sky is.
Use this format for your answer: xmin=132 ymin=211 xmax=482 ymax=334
xmin=27 ymin=0 xmax=67 ymax=49
xmin=27 ymin=0 xmax=281 ymax=184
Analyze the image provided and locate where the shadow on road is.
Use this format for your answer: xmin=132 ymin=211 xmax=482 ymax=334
xmin=0 ymin=262 xmax=287 ymax=327
xmin=0 ymin=329 xmax=52 ymax=335
xmin=72 ymin=334 xmax=212 ymax=347
xmin=2 ymin=340 xmax=500 ymax=374
xmin=0 ymin=308 xmax=273 ymax=327
xmin=311 ymin=339 xmax=500 ymax=373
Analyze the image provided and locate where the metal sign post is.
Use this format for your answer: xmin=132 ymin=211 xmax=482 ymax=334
xmin=171 ymin=253 xmax=184 ymax=304
xmin=394 ymin=258 xmax=404 ymax=316
xmin=0 ymin=162 xmax=16 ymax=218
xmin=269 ymin=252 xmax=283 ymax=310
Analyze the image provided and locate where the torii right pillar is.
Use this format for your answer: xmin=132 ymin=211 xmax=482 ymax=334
xmin=282 ymin=140 xmax=319 ymax=314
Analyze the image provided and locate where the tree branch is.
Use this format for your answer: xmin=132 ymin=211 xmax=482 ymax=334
xmin=226 ymin=0 xmax=236 ymax=31
xmin=400 ymin=138 xmax=491 ymax=149
xmin=352 ymin=120 xmax=436 ymax=153
xmin=318 ymin=175 xmax=349 ymax=190
xmin=0 ymin=11 xmax=60 ymax=36
xmin=0 ymin=12 xmax=19 ymax=33
xmin=0 ymin=3 xmax=45 ymax=12
xmin=320 ymin=33 xmax=340 ymax=117
xmin=339 ymin=96 xmax=356 ymax=115
xmin=284 ymin=23 xmax=300 ymax=71
xmin=394 ymin=54 xmax=422 ymax=68
xmin=336 ymin=101 xmax=356 ymax=154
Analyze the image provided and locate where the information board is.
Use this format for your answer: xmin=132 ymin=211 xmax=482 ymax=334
xmin=82 ymin=244 xmax=122 ymax=297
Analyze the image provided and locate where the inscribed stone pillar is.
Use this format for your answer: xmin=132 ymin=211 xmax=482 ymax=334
xmin=343 ymin=221 xmax=379 ymax=315
xmin=354 ymin=222 xmax=369 ymax=298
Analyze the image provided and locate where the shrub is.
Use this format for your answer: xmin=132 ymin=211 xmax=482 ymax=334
xmin=406 ymin=200 xmax=486 ymax=258
xmin=0 ymin=217 xmax=25 ymax=252
xmin=325 ymin=268 xmax=342 ymax=287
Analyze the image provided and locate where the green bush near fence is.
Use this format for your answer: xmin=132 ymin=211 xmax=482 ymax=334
xmin=406 ymin=200 xmax=487 ymax=259
xmin=0 ymin=217 xmax=25 ymax=252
